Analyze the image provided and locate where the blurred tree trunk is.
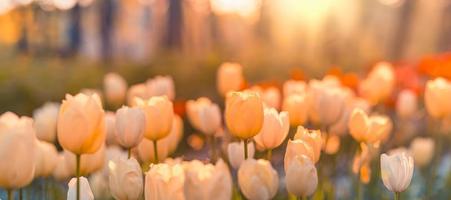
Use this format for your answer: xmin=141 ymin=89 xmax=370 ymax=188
xmin=166 ymin=0 xmax=182 ymax=49
xmin=100 ymin=0 xmax=116 ymax=63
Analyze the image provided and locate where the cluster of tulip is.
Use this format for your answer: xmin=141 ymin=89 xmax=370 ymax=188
xmin=0 ymin=61 xmax=450 ymax=200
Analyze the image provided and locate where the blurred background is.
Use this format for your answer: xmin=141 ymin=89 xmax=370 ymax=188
xmin=0 ymin=0 xmax=450 ymax=114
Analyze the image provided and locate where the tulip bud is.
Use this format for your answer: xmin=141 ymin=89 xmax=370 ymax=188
xmin=253 ymin=108 xmax=289 ymax=150
xmin=109 ymin=157 xmax=143 ymax=200
xmin=104 ymin=72 xmax=127 ymax=105
xmin=283 ymin=80 xmax=307 ymax=97
xmin=217 ymin=62 xmax=244 ymax=96
xmin=186 ymin=97 xmax=221 ymax=135
xmin=183 ymin=159 xmax=232 ymax=200
xmin=227 ymin=141 xmax=255 ymax=169
xmin=127 ymin=83 xmax=148 ymax=106
xmin=115 ymin=106 xmax=146 ymax=148
xmin=238 ymin=159 xmax=279 ymax=200
xmin=147 ymin=75 xmax=176 ymax=100
xmin=359 ymin=62 xmax=395 ymax=105
xmin=57 ymin=93 xmax=105 ymax=155
xmin=0 ymin=112 xmax=37 ymax=189
xmin=34 ymin=140 xmax=58 ymax=177
xmin=225 ymin=91 xmax=264 ymax=139
xmin=380 ymin=152 xmax=414 ymax=193
xmin=251 ymin=86 xmax=282 ymax=110
xmin=282 ymin=94 xmax=308 ymax=126
xmin=135 ymin=96 xmax=174 ymax=141
xmin=67 ymin=176 xmax=94 ymax=200
xmin=293 ymin=126 xmax=322 ymax=162
xmin=329 ymin=97 xmax=370 ymax=136
xmin=424 ymin=77 xmax=451 ymax=118
xmin=33 ymin=102 xmax=59 ymax=142
xmin=396 ymin=89 xmax=418 ymax=119
xmin=307 ymin=77 xmax=342 ymax=125
xmin=145 ymin=163 xmax=185 ymax=200
xmin=409 ymin=137 xmax=434 ymax=167
xmin=285 ymin=155 xmax=318 ymax=197
xmin=316 ymin=87 xmax=346 ymax=126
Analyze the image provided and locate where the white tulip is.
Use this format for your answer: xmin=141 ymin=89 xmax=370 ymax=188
xmin=380 ymin=152 xmax=414 ymax=193
xmin=147 ymin=75 xmax=175 ymax=100
xmin=253 ymin=108 xmax=289 ymax=150
xmin=34 ymin=140 xmax=58 ymax=177
xmin=109 ymin=157 xmax=143 ymax=200
xmin=285 ymin=155 xmax=318 ymax=197
xmin=227 ymin=141 xmax=255 ymax=169
xmin=145 ymin=163 xmax=185 ymax=200
xmin=186 ymin=97 xmax=221 ymax=135
xmin=238 ymin=159 xmax=279 ymax=200
xmin=115 ymin=106 xmax=146 ymax=149
xmin=67 ymin=176 xmax=94 ymax=200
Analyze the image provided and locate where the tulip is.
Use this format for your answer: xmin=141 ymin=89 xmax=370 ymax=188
xmin=216 ymin=62 xmax=244 ymax=96
xmin=34 ymin=140 xmax=58 ymax=177
xmin=306 ymin=77 xmax=342 ymax=125
xmin=109 ymin=157 xmax=143 ymax=200
xmin=283 ymin=80 xmax=307 ymax=97
xmin=227 ymin=141 xmax=255 ymax=169
xmin=103 ymin=72 xmax=127 ymax=105
xmin=323 ymin=134 xmax=340 ymax=155
xmin=424 ymin=77 xmax=451 ymax=119
xmin=136 ymin=115 xmax=183 ymax=164
xmin=136 ymin=96 xmax=174 ymax=163
xmin=183 ymin=159 xmax=232 ymax=200
xmin=316 ymin=87 xmax=346 ymax=126
xmin=380 ymin=152 xmax=414 ymax=199
xmin=285 ymin=155 xmax=318 ymax=198
xmin=409 ymin=137 xmax=434 ymax=167
xmin=67 ymin=176 xmax=94 ymax=200
xmin=348 ymin=108 xmax=392 ymax=144
xmin=145 ymin=163 xmax=185 ymax=200
xmin=146 ymin=75 xmax=176 ymax=100
xmin=186 ymin=97 xmax=221 ymax=135
xmin=127 ymin=83 xmax=148 ymax=106
xmin=396 ymin=90 xmax=417 ymax=119
xmin=284 ymin=139 xmax=315 ymax=172
xmin=254 ymin=108 xmax=289 ymax=159
xmin=282 ymin=93 xmax=308 ymax=126
xmin=0 ymin=112 xmax=37 ymax=195
xmin=359 ymin=62 xmax=395 ymax=105
xmin=89 ymin=172 xmax=110 ymax=199
xmin=238 ymin=159 xmax=278 ymax=200
xmin=293 ymin=126 xmax=322 ymax=162
xmin=57 ymin=93 xmax=105 ymax=199
xmin=104 ymin=112 xmax=119 ymax=146
xmin=53 ymin=153 xmax=73 ymax=181
xmin=33 ymin=102 xmax=59 ymax=142
xmin=115 ymin=106 xmax=146 ymax=156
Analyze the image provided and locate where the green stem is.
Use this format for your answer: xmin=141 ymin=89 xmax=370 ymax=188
xmin=153 ymin=140 xmax=159 ymax=163
xmin=76 ymin=154 xmax=81 ymax=200
xmin=266 ymin=149 xmax=272 ymax=161
xmin=128 ymin=148 xmax=131 ymax=159
xmin=394 ymin=192 xmax=400 ymax=200
xmin=7 ymin=189 xmax=13 ymax=200
xmin=243 ymin=139 xmax=248 ymax=160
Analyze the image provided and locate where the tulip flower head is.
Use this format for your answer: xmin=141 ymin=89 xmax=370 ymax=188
xmin=145 ymin=162 xmax=185 ymax=200
xmin=359 ymin=62 xmax=395 ymax=105
xmin=57 ymin=93 xmax=105 ymax=155
xmin=186 ymin=97 xmax=221 ymax=135
xmin=238 ymin=159 xmax=279 ymax=200
xmin=253 ymin=108 xmax=289 ymax=150
xmin=34 ymin=140 xmax=58 ymax=177
xmin=135 ymin=96 xmax=174 ymax=141
xmin=115 ymin=106 xmax=146 ymax=149
xmin=285 ymin=155 xmax=318 ymax=198
xmin=282 ymin=93 xmax=308 ymax=126
xmin=225 ymin=91 xmax=264 ymax=139
xmin=409 ymin=137 xmax=434 ymax=167
xmin=109 ymin=157 xmax=143 ymax=200
xmin=0 ymin=112 xmax=37 ymax=189
xmin=424 ymin=77 xmax=451 ymax=119
xmin=380 ymin=151 xmax=414 ymax=193
xmin=183 ymin=159 xmax=232 ymax=200
xmin=103 ymin=72 xmax=127 ymax=105
xmin=146 ymin=75 xmax=176 ymax=100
